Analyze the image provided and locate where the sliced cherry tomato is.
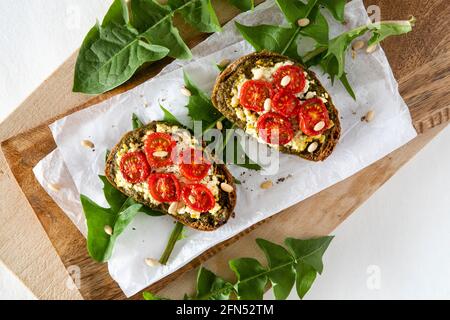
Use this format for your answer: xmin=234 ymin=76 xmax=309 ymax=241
xmin=271 ymin=89 xmax=300 ymax=117
xmin=273 ymin=65 xmax=306 ymax=94
xmin=182 ymin=184 xmax=216 ymax=212
xmin=144 ymin=132 xmax=176 ymax=168
xmin=147 ymin=173 xmax=181 ymax=203
xmin=119 ymin=151 xmax=150 ymax=183
xmin=256 ymin=112 xmax=294 ymax=145
xmin=298 ymin=98 xmax=330 ymax=136
xmin=178 ymin=148 xmax=211 ymax=182
xmin=239 ymin=80 xmax=273 ymax=112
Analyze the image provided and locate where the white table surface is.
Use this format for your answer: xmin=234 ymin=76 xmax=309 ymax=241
xmin=1 ymin=0 xmax=449 ymax=300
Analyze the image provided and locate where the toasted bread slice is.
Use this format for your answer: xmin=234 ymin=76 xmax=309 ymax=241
xmin=212 ymin=51 xmax=341 ymax=161
xmin=105 ymin=121 xmax=236 ymax=231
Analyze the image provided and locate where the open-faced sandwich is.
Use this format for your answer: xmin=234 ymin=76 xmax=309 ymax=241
xmin=212 ymin=51 xmax=341 ymax=161
xmin=105 ymin=121 xmax=236 ymax=231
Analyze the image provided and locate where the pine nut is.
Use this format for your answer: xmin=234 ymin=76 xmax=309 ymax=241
xmin=218 ymin=59 xmax=231 ymax=69
xmin=81 ymin=139 xmax=94 ymax=149
xmin=352 ymin=40 xmax=365 ymax=51
xmin=220 ymin=182 xmax=234 ymax=193
xmin=314 ymin=121 xmax=325 ymax=132
xmin=264 ymin=98 xmax=272 ymax=112
xmin=144 ymin=258 xmax=160 ymax=267
xmin=216 ymin=120 xmax=223 ymax=130
xmin=188 ymin=195 xmax=196 ymax=203
xmin=305 ymin=91 xmax=316 ymax=99
xmin=48 ymin=183 xmax=61 ymax=192
xmin=351 ymin=49 xmax=357 ymax=60
xmin=152 ymin=150 xmax=168 ymax=158
xmin=281 ymin=75 xmax=291 ymax=87
xmin=307 ymin=142 xmax=319 ymax=153
xmin=365 ymin=110 xmax=375 ymax=122
xmin=104 ymin=225 xmax=113 ymax=236
xmin=181 ymin=87 xmax=192 ymax=97
xmin=252 ymin=69 xmax=264 ymax=80
xmin=260 ymin=180 xmax=273 ymax=189
xmin=168 ymin=202 xmax=179 ymax=215
xmin=366 ymin=44 xmax=377 ymax=53
xmin=297 ymin=18 xmax=310 ymax=27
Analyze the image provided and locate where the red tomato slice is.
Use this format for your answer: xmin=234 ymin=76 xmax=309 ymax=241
xmin=298 ymin=98 xmax=330 ymax=136
xmin=271 ymin=89 xmax=300 ymax=117
xmin=273 ymin=65 xmax=306 ymax=94
xmin=256 ymin=112 xmax=294 ymax=145
xmin=119 ymin=151 xmax=150 ymax=184
xmin=144 ymin=132 xmax=176 ymax=168
xmin=239 ymin=80 xmax=273 ymax=112
xmin=147 ymin=173 xmax=181 ymax=203
xmin=178 ymin=148 xmax=211 ymax=182
xmin=182 ymin=184 xmax=216 ymax=212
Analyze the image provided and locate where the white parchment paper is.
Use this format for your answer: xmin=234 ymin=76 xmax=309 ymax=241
xmin=33 ymin=0 xmax=417 ymax=297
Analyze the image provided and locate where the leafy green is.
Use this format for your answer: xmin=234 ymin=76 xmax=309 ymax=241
xmin=160 ymin=105 xmax=184 ymax=126
xmin=81 ymin=175 xmax=165 ymax=262
xmin=81 ymin=183 xmax=140 ymax=262
xmin=318 ymin=0 xmax=347 ymax=23
xmin=228 ymin=0 xmax=254 ymax=12
xmin=144 ymin=235 xmax=334 ymax=300
xmin=159 ymin=222 xmax=185 ymax=265
xmin=256 ymin=239 xmax=296 ymax=300
xmin=132 ymin=113 xmax=145 ymax=129
xmin=193 ymin=267 xmax=234 ymax=300
xmin=320 ymin=18 xmax=416 ymax=81
xmin=143 ymin=292 xmax=168 ymax=300
xmin=74 ymin=0 xmax=224 ymax=94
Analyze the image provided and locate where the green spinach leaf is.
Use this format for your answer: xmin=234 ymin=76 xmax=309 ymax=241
xmin=132 ymin=112 xmax=145 ymax=129
xmin=144 ymin=235 xmax=334 ymax=300
xmin=74 ymin=0 xmax=223 ymax=94
xmin=160 ymin=105 xmax=184 ymax=127
xmin=228 ymin=0 xmax=254 ymax=12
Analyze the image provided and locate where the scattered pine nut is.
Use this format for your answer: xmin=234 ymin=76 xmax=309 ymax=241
xmin=352 ymin=40 xmax=365 ymax=51
xmin=153 ymin=150 xmax=168 ymax=158
xmin=264 ymin=98 xmax=272 ymax=112
xmin=364 ymin=110 xmax=375 ymax=122
xmin=104 ymin=225 xmax=113 ymax=236
xmin=366 ymin=44 xmax=377 ymax=54
xmin=181 ymin=87 xmax=192 ymax=97
xmin=218 ymin=59 xmax=231 ymax=69
xmin=281 ymin=75 xmax=291 ymax=87
xmin=297 ymin=18 xmax=310 ymax=27
xmin=260 ymin=180 xmax=273 ymax=190
xmin=48 ymin=183 xmax=61 ymax=192
xmin=81 ymin=139 xmax=94 ymax=149
xmin=188 ymin=195 xmax=196 ymax=203
xmin=314 ymin=121 xmax=325 ymax=132
xmin=307 ymin=142 xmax=319 ymax=153
xmin=216 ymin=120 xmax=223 ymax=130
xmin=144 ymin=258 xmax=160 ymax=267
xmin=220 ymin=182 xmax=234 ymax=193
xmin=351 ymin=49 xmax=357 ymax=60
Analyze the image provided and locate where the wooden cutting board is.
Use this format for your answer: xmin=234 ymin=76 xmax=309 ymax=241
xmin=0 ymin=0 xmax=449 ymax=300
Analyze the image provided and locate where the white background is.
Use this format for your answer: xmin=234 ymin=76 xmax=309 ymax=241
xmin=0 ymin=0 xmax=449 ymax=300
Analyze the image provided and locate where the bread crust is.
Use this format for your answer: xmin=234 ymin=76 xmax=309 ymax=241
xmin=212 ymin=51 xmax=341 ymax=161
xmin=105 ymin=121 xmax=236 ymax=231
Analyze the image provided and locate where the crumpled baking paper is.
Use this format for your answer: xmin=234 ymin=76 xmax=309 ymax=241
xmin=33 ymin=0 xmax=417 ymax=297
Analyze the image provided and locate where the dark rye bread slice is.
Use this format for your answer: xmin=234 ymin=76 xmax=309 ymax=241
xmin=105 ymin=121 xmax=237 ymax=231
xmin=212 ymin=51 xmax=341 ymax=162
